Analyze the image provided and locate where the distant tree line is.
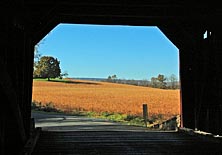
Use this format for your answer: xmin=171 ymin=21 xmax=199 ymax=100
xmin=33 ymin=43 xmax=179 ymax=89
xmin=150 ymin=74 xmax=179 ymax=89
xmin=104 ymin=74 xmax=180 ymax=89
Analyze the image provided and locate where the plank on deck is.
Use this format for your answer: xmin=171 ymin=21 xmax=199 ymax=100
xmin=31 ymin=130 xmax=222 ymax=155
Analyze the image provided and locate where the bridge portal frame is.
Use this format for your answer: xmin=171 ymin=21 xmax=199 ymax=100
xmin=1 ymin=1 xmax=222 ymax=154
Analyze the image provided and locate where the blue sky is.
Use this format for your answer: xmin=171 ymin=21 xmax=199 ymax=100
xmin=37 ymin=23 xmax=179 ymax=80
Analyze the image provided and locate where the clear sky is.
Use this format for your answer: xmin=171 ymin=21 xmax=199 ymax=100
xmin=37 ymin=23 xmax=179 ymax=80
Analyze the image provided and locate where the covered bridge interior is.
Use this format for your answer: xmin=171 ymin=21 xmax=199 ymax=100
xmin=1 ymin=0 xmax=222 ymax=154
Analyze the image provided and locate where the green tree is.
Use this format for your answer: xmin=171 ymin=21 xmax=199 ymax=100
xmin=33 ymin=56 xmax=61 ymax=80
xmin=107 ymin=75 xmax=112 ymax=81
xmin=111 ymin=74 xmax=117 ymax=80
xmin=107 ymin=75 xmax=117 ymax=82
xmin=157 ymin=74 xmax=167 ymax=89
xmin=150 ymin=74 xmax=167 ymax=89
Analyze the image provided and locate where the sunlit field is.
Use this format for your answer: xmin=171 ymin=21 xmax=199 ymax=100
xmin=32 ymin=79 xmax=180 ymax=120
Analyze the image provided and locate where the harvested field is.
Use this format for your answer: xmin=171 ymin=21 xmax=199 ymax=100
xmin=32 ymin=79 xmax=180 ymax=120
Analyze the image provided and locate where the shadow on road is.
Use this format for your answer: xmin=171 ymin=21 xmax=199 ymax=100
xmin=31 ymin=111 xmax=152 ymax=132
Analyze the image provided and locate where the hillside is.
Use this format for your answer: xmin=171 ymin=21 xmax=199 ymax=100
xmin=32 ymin=79 xmax=180 ymax=120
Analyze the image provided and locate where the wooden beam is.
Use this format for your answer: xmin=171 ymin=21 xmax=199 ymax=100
xmin=0 ymin=58 xmax=26 ymax=143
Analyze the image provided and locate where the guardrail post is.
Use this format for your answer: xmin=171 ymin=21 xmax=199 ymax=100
xmin=143 ymin=104 xmax=148 ymax=127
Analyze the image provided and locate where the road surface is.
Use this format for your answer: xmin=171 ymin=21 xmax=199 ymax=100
xmin=31 ymin=111 xmax=149 ymax=132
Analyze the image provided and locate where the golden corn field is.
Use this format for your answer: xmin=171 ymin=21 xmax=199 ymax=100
xmin=32 ymin=79 xmax=181 ymax=120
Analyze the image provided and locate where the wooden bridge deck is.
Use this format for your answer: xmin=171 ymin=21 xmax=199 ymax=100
xmin=29 ymin=111 xmax=222 ymax=155
xmin=31 ymin=130 xmax=222 ymax=155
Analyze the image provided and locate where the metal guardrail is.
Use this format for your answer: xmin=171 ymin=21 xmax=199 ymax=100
xmin=148 ymin=115 xmax=181 ymax=130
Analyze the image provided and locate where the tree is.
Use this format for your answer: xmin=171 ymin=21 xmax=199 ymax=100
xmin=60 ymin=71 xmax=69 ymax=79
xmin=157 ymin=74 xmax=167 ymax=89
xmin=107 ymin=75 xmax=112 ymax=81
xmin=150 ymin=74 xmax=167 ymax=89
xmin=107 ymin=74 xmax=117 ymax=82
xmin=33 ymin=56 xmax=61 ymax=80
xmin=33 ymin=39 xmax=46 ymax=62
xmin=34 ymin=43 xmax=42 ymax=61
xmin=33 ymin=43 xmax=42 ymax=69
xmin=111 ymin=74 xmax=117 ymax=80
xmin=151 ymin=77 xmax=158 ymax=88
xmin=169 ymin=74 xmax=178 ymax=89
